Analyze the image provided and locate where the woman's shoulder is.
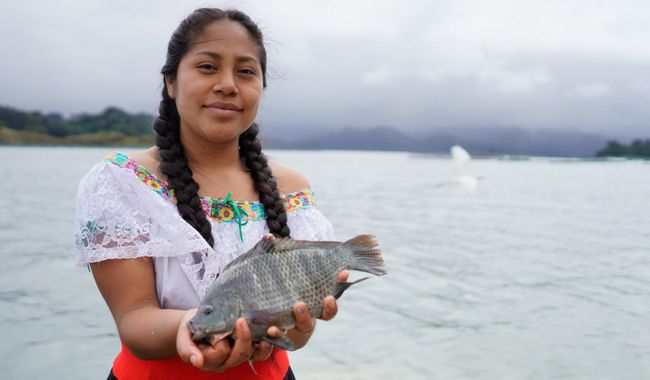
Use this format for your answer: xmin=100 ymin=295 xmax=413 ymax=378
xmin=97 ymin=147 xmax=159 ymax=171
xmin=79 ymin=147 xmax=167 ymax=196
xmin=122 ymin=147 xmax=163 ymax=178
xmin=269 ymin=161 xmax=310 ymax=195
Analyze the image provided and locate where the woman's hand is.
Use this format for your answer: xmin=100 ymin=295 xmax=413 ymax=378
xmin=321 ymin=269 xmax=349 ymax=321
xmin=273 ymin=270 xmax=350 ymax=350
xmin=176 ymin=309 xmax=271 ymax=372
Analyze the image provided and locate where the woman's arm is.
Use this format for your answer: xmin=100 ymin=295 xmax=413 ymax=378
xmin=90 ymin=257 xmax=183 ymax=359
xmin=90 ymin=258 xmax=263 ymax=371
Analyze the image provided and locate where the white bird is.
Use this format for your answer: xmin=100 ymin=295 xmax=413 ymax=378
xmin=450 ymin=145 xmax=479 ymax=193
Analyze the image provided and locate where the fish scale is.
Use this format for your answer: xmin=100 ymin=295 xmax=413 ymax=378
xmin=227 ymin=248 xmax=339 ymax=313
xmin=188 ymin=234 xmax=386 ymax=350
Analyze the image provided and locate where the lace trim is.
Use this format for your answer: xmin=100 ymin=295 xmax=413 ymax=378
xmin=74 ymin=160 xmax=335 ymax=299
xmin=103 ymin=151 xmax=317 ymax=223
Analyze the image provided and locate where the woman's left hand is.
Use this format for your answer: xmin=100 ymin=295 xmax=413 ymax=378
xmin=266 ymin=270 xmax=350 ymax=350
xmin=318 ymin=269 xmax=350 ymax=321
xmin=260 ymin=234 xmax=349 ymax=350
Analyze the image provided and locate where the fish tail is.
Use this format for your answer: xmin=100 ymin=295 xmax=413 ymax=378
xmin=342 ymin=234 xmax=386 ymax=276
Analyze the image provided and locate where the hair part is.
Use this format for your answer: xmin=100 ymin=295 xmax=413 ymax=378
xmin=154 ymin=8 xmax=289 ymax=247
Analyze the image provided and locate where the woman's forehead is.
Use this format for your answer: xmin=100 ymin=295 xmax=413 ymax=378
xmin=188 ymin=20 xmax=260 ymax=56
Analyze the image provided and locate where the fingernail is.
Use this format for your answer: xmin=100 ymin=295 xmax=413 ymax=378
xmin=240 ymin=320 xmax=249 ymax=332
xmin=190 ymin=354 xmax=198 ymax=366
xmin=300 ymin=306 xmax=307 ymax=315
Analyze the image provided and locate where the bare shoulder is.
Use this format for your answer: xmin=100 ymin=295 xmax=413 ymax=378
xmin=270 ymin=161 xmax=311 ymax=195
xmin=125 ymin=147 xmax=163 ymax=178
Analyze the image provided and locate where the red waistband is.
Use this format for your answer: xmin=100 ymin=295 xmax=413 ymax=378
xmin=112 ymin=341 xmax=289 ymax=380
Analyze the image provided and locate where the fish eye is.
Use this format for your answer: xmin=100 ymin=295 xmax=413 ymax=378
xmin=202 ymin=305 xmax=214 ymax=315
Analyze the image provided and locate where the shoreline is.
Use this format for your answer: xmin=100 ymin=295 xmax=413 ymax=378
xmin=2 ymin=144 xmax=649 ymax=161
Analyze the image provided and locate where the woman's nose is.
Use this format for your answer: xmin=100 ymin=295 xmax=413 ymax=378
xmin=211 ymin=72 xmax=238 ymax=96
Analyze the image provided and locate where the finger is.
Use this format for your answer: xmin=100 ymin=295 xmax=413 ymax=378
xmin=177 ymin=330 xmax=203 ymax=367
xmin=176 ymin=310 xmax=204 ymax=368
xmin=338 ymin=270 xmax=349 ymax=282
xmin=200 ymin=339 xmax=230 ymax=372
xmin=266 ymin=325 xmax=282 ymax=338
xmin=178 ymin=336 xmax=204 ymax=368
xmin=253 ymin=341 xmax=273 ymax=362
xmin=262 ymin=233 xmax=276 ymax=241
xmin=221 ymin=318 xmax=254 ymax=369
xmin=320 ymin=295 xmax=338 ymax=321
xmin=293 ymin=302 xmax=315 ymax=333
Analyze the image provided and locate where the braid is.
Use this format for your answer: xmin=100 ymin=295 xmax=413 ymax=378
xmin=154 ymin=7 xmax=273 ymax=245
xmin=154 ymin=88 xmax=215 ymax=247
xmin=239 ymin=124 xmax=291 ymax=238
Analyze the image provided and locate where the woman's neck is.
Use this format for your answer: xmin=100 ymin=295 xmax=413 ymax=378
xmin=181 ymin=135 xmax=244 ymax=175
xmin=175 ymin=128 xmax=257 ymax=199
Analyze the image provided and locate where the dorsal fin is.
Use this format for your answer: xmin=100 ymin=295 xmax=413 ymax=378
xmin=222 ymin=238 xmax=341 ymax=271
xmin=270 ymin=238 xmax=340 ymax=252
xmin=222 ymin=238 xmax=274 ymax=271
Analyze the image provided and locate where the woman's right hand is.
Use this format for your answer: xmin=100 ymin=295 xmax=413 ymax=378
xmin=176 ymin=309 xmax=270 ymax=372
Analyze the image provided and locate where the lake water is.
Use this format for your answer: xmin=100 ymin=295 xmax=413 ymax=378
xmin=1 ymin=146 xmax=649 ymax=380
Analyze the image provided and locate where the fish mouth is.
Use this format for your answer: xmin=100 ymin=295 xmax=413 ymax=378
xmin=191 ymin=330 xmax=233 ymax=346
xmin=188 ymin=318 xmax=231 ymax=345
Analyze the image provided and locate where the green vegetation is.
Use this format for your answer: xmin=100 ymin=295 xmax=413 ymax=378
xmin=596 ymin=139 xmax=650 ymax=158
xmin=2 ymin=103 xmax=648 ymax=157
xmin=0 ymin=105 xmax=153 ymax=146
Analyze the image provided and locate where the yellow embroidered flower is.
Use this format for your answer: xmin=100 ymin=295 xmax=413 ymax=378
xmin=147 ymin=179 xmax=162 ymax=191
xmin=218 ymin=206 xmax=234 ymax=221
xmin=290 ymin=197 xmax=303 ymax=208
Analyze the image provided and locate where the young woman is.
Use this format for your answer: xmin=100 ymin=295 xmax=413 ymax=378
xmin=75 ymin=8 xmax=345 ymax=379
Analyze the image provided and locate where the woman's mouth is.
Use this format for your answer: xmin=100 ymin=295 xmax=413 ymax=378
xmin=204 ymin=101 xmax=243 ymax=118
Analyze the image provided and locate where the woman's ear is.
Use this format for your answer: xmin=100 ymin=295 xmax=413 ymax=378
xmin=165 ymin=76 xmax=176 ymax=99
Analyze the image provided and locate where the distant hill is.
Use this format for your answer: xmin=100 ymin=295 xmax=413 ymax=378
xmin=266 ymin=125 xmax=611 ymax=157
xmin=1 ymin=104 xmax=644 ymax=157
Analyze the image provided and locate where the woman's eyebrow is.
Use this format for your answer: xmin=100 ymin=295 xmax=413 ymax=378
xmin=192 ymin=51 xmax=259 ymax=64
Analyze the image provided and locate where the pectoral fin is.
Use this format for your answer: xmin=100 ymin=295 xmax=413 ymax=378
xmin=333 ymin=277 xmax=370 ymax=299
xmin=246 ymin=310 xmax=294 ymax=326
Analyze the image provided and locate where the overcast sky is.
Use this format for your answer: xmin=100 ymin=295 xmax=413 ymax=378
xmin=2 ymin=0 xmax=649 ymax=138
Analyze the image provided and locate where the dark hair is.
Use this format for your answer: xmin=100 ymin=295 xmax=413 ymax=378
xmin=154 ymin=8 xmax=290 ymax=246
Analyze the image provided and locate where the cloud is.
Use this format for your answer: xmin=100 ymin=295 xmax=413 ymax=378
xmin=1 ymin=0 xmax=649 ymax=139
xmin=476 ymin=65 xmax=550 ymax=95
xmin=568 ymin=83 xmax=612 ymax=99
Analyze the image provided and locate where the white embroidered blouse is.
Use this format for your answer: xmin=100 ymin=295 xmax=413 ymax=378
xmin=74 ymin=152 xmax=335 ymax=310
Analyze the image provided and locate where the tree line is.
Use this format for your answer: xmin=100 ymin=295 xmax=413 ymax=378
xmin=596 ymin=139 xmax=650 ymax=158
xmin=0 ymin=105 xmax=153 ymax=145
xmin=1 ymin=104 xmax=648 ymax=157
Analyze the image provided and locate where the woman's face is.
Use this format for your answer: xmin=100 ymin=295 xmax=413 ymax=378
xmin=167 ymin=20 xmax=264 ymax=146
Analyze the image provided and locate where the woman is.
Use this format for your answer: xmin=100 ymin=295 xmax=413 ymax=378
xmin=75 ymin=8 xmax=344 ymax=379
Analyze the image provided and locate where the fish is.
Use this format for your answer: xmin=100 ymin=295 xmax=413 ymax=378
xmin=188 ymin=234 xmax=386 ymax=351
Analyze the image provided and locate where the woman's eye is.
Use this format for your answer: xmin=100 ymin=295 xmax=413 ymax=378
xmin=239 ymin=68 xmax=256 ymax=76
xmin=198 ymin=63 xmax=216 ymax=71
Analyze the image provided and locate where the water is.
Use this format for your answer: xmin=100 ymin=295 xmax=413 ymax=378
xmin=1 ymin=146 xmax=649 ymax=379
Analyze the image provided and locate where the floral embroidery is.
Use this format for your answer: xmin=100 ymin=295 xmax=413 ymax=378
xmin=204 ymin=198 xmax=267 ymax=223
xmin=104 ymin=152 xmax=175 ymax=202
xmin=103 ymin=151 xmax=317 ymax=223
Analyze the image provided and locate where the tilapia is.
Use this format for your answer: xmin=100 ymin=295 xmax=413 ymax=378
xmin=188 ymin=234 xmax=386 ymax=350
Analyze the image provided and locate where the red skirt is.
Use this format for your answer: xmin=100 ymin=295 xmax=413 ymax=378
xmin=112 ymin=341 xmax=289 ymax=380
